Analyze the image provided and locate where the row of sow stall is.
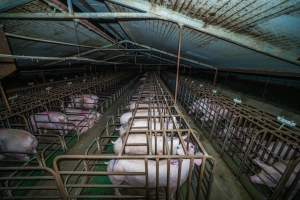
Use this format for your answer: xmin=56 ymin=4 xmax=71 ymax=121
xmin=162 ymin=73 xmax=300 ymax=200
xmin=0 ymin=73 xmax=136 ymax=199
xmin=51 ymin=73 xmax=214 ymax=199
xmin=0 ymin=72 xmax=215 ymax=199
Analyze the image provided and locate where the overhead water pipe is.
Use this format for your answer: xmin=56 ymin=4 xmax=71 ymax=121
xmin=0 ymin=53 xmax=125 ymax=64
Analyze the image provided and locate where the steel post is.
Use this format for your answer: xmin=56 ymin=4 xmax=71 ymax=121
xmin=175 ymin=25 xmax=182 ymax=104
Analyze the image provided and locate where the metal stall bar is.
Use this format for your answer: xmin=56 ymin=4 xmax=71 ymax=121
xmin=174 ymin=25 xmax=182 ymax=104
xmin=54 ymin=72 xmax=214 ymax=199
xmin=163 ymin=73 xmax=299 ymax=200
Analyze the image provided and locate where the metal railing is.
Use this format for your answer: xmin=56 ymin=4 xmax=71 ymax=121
xmin=0 ymin=73 xmax=138 ymax=199
xmin=53 ymin=73 xmax=215 ymax=199
xmin=162 ymin=73 xmax=300 ymax=200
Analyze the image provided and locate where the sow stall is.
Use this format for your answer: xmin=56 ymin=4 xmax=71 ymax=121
xmin=162 ymin=73 xmax=300 ymax=200
xmin=0 ymin=73 xmax=136 ymax=199
xmin=52 ymin=73 xmax=215 ymax=199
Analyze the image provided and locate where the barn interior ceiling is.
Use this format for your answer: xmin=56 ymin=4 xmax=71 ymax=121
xmin=0 ymin=0 xmax=299 ymax=75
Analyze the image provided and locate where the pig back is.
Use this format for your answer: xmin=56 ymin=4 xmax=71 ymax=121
xmin=0 ymin=128 xmax=38 ymax=155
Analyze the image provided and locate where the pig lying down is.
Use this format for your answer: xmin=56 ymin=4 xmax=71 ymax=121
xmin=0 ymin=128 xmax=38 ymax=161
xmin=64 ymin=108 xmax=101 ymax=121
xmin=250 ymin=158 xmax=300 ymax=188
xmin=112 ymin=134 xmax=181 ymax=155
xmin=69 ymin=94 xmax=99 ymax=110
xmin=31 ymin=110 xmax=100 ymax=136
xmin=119 ymin=109 xmax=169 ymax=125
xmin=218 ymin=126 xmax=297 ymax=162
xmin=127 ymin=102 xmax=159 ymax=111
xmin=30 ymin=112 xmax=69 ymax=135
xmin=120 ymin=112 xmax=133 ymax=125
xmin=107 ymin=142 xmax=202 ymax=199
xmin=64 ymin=108 xmax=102 ymax=134
xmin=117 ymin=117 xmax=179 ymax=136
xmin=188 ymin=98 xmax=229 ymax=121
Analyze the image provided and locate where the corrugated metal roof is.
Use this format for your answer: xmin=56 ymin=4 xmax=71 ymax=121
xmin=0 ymin=0 xmax=299 ymax=73
xmin=104 ymin=0 xmax=300 ymax=73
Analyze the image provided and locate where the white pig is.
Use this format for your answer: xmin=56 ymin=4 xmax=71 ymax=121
xmin=64 ymin=108 xmax=101 ymax=122
xmin=69 ymin=94 xmax=99 ymax=109
xmin=119 ymin=110 xmax=164 ymax=125
xmin=189 ymin=98 xmax=229 ymax=121
xmin=257 ymin=141 xmax=297 ymax=163
xmin=112 ymin=134 xmax=181 ymax=155
xmin=250 ymin=158 xmax=300 ymax=188
xmin=127 ymin=102 xmax=159 ymax=111
xmin=118 ymin=117 xmax=179 ymax=136
xmin=0 ymin=129 xmax=38 ymax=161
xmin=120 ymin=112 xmax=133 ymax=125
xmin=107 ymin=142 xmax=202 ymax=198
xmin=30 ymin=112 xmax=69 ymax=135
xmin=65 ymin=108 xmax=101 ymax=134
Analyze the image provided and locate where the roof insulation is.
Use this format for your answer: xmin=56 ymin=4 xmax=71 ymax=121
xmin=0 ymin=0 xmax=299 ymax=74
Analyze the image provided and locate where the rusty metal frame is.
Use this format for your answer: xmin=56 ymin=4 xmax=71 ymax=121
xmin=53 ymin=73 xmax=215 ymax=199
xmin=164 ymin=73 xmax=300 ymax=200
xmin=0 ymin=166 xmax=68 ymax=199
xmin=0 ymin=73 xmax=139 ymax=199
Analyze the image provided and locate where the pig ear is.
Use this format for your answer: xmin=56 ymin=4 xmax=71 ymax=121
xmin=182 ymin=135 xmax=188 ymax=141
xmin=194 ymin=152 xmax=203 ymax=166
xmin=194 ymin=159 xmax=202 ymax=166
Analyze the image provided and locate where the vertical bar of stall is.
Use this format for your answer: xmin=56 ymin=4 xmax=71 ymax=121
xmin=213 ymin=69 xmax=218 ymax=86
xmin=0 ymin=81 xmax=11 ymax=112
xmin=174 ymin=24 xmax=183 ymax=104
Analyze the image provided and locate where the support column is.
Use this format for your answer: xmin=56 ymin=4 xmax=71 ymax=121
xmin=0 ymin=25 xmax=16 ymax=79
xmin=67 ymin=0 xmax=73 ymax=14
xmin=174 ymin=24 xmax=182 ymax=104
xmin=0 ymin=81 xmax=10 ymax=112
xmin=0 ymin=25 xmax=14 ymax=112
xmin=213 ymin=69 xmax=218 ymax=86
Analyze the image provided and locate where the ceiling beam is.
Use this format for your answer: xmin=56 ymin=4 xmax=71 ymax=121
xmin=106 ymin=0 xmax=300 ymax=66
xmin=43 ymin=41 xmax=122 ymax=66
xmin=42 ymin=39 xmax=217 ymax=70
xmin=42 ymin=0 xmax=116 ymax=43
xmin=74 ymin=0 xmax=129 ymax=41
xmin=0 ymin=12 xmax=156 ymax=20
xmin=0 ymin=53 xmax=124 ymax=64
xmin=0 ymin=0 xmax=34 ymax=12
xmin=121 ymin=40 xmax=217 ymax=70
xmin=5 ymin=32 xmax=101 ymax=48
